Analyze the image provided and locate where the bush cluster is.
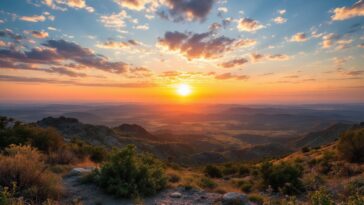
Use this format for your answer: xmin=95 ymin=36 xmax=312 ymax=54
xmin=260 ymin=162 xmax=304 ymax=195
xmin=93 ymin=145 xmax=167 ymax=198
xmin=204 ymin=165 xmax=222 ymax=178
xmin=337 ymin=127 xmax=364 ymax=163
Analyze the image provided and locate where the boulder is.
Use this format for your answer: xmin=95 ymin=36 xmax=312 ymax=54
xmin=68 ymin=167 xmax=95 ymax=176
xmin=169 ymin=192 xmax=182 ymax=198
xmin=222 ymin=192 xmax=250 ymax=205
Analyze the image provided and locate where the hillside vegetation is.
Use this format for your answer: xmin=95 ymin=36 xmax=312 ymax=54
xmin=0 ymin=116 xmax=363 ymax=204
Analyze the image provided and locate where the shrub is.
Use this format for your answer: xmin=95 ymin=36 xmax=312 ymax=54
xmin=0 ymin=145 xmax=63 ymax=203
xmin=0 ymin=120 xmax=64 ymax=153
xmin=199 ymin=177 xmax=217 ymax=189
xmin=310 ymin=189 xmax=334 ymax=205
xmin=222 ymin=164 xmax=238 ymax=176
xmin=67 ymin=139 xmax=108 ymax=163
xmin=204 ymin=165 xmax=222 ymax=178
xmin=93 ymin=145 xmax=167 ymax=198
xmin=302 ymin=146 xmax=310 ymax=153
xmin=337 ymin=127 xmax=364 ymax=163
xmin=241 ymin=182 xmax=253 ymax=193
xmin=248 ymin=194 xmax=264 ymax=205
xmin=347 ymin=192 xmax=364 ymax=205
xmin=259 ymin=162 xmax=304 ymax=195
xmin=238 ymin=165 xmax=250 ymax=176
xmin=168 ymin=174 xmax=180 ymax=183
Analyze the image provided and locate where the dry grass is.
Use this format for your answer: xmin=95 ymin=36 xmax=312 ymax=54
xmin=0 ymin=145 xmax=63 ymax=203
xmin=165 ymin=167 xmax=240 ymax=193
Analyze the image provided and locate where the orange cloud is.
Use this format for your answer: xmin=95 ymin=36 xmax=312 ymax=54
xmin=331 ymin=0 xmax=364 ymax=21
xmin=290 ymin=32 xmax=308 ymax=42
xmin=237 ymin=18 xmax=264 ymax=32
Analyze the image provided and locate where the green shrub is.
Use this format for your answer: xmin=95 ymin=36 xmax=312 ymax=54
xmin=337 ymin=127 xmax=364 ymax=163
xmin=204 ymin=165 xmax=222 ymax=178
xmin=310 ymin=189 xmax=334 ymax=205
xmin=0 ymin=119 xmax=64 ymax=153
xmin=199 ymin=177 xmax=217 ymax=189
xmin=238 ymin=165 xmax=250 ymax=176
xmin=222 ymin=164 xmax=238 ymax=176
xmin=259 ymin=162 xmax=304 ymax=195
xmin=248 ymin=194 xmax=264 ymax=205
xmin=93 ymin=145 xmax=166 ymax=198
xmin=241 ymin=182 xmax=253 ymax=193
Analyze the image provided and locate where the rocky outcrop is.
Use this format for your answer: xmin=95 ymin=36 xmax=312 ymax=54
xmin=222 ymin=192 xmax=251 ymax=205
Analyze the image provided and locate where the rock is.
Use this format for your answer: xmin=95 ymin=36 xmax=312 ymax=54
xmin=222 ymin=192 xmax=250 ymax=205
xmin=68 ymin=167 xmax=95 ymax=177
xmin=169 ymin=192 xmax=182 ymax=198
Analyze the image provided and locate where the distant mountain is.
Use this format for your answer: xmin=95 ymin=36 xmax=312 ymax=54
xmin=114 ymin=124 xmax=157 ymax=140
xmin=37 ymin=116 xmax=122 ymax=146
xmin=294 ymin=123 xmax=353 ymax=148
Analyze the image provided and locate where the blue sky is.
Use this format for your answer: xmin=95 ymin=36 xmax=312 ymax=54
xmin=0 ymin=0 xmax=363 ymax=103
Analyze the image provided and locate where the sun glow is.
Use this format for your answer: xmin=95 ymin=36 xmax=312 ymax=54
xmin=176 ymin=83 xmax=192 ymax=96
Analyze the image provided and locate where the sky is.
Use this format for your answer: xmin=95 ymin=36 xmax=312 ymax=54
xmin=0 ymin=0 xmax=363 ymax=104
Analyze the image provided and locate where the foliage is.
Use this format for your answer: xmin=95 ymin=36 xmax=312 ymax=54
xmin=0 ymin=145 xmax=62 ymax=203
xmin=204 ymin=165 xmax=222 ymax=178
xmin=310 ymin=189 xmax=334 ymax=205
xmin=248 ymin=194 xmax=264 ymax=205
xmin=199 ymin=177 xmax=217 ymax=189
xmin=238 ymin=165 xmax=250 ymax=176
xmin=259 ymin=162 xmax=304 ymax=195
xmin=68 ymin=139 xmax=108 ymax=163
xmin=337 ymin=127 xmax=364 ymax=163
xmin=93 ymin=145 xmax=166 ymax=198
xmin=0 ymin=117 xmax=64 ymax=153
xmin=222 ymin=164 xmax=238 ymax=176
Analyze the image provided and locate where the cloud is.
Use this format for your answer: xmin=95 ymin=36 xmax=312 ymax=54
xmin=273 ymin=16 xmax=287 ymax=24
xmin=0 ymin=75 xmax=155 ymax=88
xmin=114 ymin=0 xmax=149 ymax=11
xmin=236 ymin=18 xmax=265 ymax=32
xmin=100 ymin=11 xmax=139 ymax=32
xmin=331 ymin=0 xmax=364 ymax=21
xmin=215 ymin=72 xmax=249 ymax=80
xmin=158 ymin=31 xmax=256 ymax=60
xmin=159 ymin=0 xmax=214 ymax=22
xmin=220 ymin=57 xmax=248 ymax=68
xmin=134 ymin=24 xmax=149 ymax=30
xmin=97 ymin=40 xmax=141 ymax=49
xmin=266 ymin=54 xmax=290 ymax=61
xmin=250 ymin=53 xmax=290 ymax=62
xmin=321 ymin=33 xmax=353 ymax=50
xmin=209 ymin=22 xmax=222 ymax=31
xmin=278 ymin=9 xmax=286 ymax=15
xmin=27 ymin=30 xmax=49 ymax=39
xmin=290 ymin=32 xmax=308 ymax=42
xmin=0 ymin=29 xmax=23 ymax=41
xmin=42 ymin=0 xmax=94 ymax=12
xmin=0 ymin=39 xmax=131 ymax=74
xmin=43 ymin=39 xmax=129 ymax=73
xmin=19 ymin=15 xmax=46 ymax=22
xmin=321 ymin=33 xmax=339 ymax=48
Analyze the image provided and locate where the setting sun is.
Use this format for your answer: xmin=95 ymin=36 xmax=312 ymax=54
xmin=176 ymin=83 xmax=192 ymax=97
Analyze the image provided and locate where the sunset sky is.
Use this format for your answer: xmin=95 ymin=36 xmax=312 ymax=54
xmin=0 ymin=0 xmax=363 ymax=104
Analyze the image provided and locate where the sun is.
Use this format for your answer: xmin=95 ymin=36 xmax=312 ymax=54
xmin=176 ymin=83 xmax=192 ymax=97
